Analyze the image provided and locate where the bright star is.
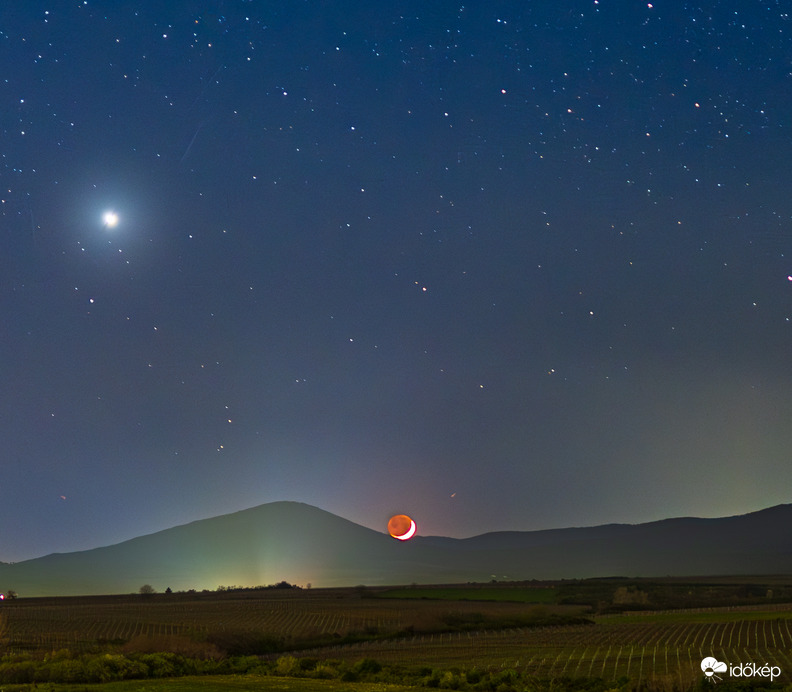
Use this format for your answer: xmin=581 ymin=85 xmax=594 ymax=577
xmin=102 ymin=211 xmax=119 ymax=228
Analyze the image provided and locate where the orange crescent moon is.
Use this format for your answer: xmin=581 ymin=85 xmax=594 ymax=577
xmin=388 ymin=516 xmax=416 ymax=540
xmin=395 ymin=519 xmax=416 ymax=540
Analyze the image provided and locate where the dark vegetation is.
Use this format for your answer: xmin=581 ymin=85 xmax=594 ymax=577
xmin=0 ymin=577 xmax=791 ymax=689
xmin=372 ymin=577 xmax=792 ymax=613
xmin=0 ymin=650 xmax=787 ymax=691
xmin=375 ymin=585 xmax=557 ymax=604
xmin=555 ymin=576 xmax=792 ymax=612
xmin=0 ymin=652 xmax=670 ymax=690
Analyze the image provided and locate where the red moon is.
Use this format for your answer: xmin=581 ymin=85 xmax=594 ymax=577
xmin=388 ymin=514 xmax=416 ymax=540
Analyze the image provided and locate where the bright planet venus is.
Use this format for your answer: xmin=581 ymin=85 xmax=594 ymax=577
xmin=102 ymin=210 xmax=119 ymax=228
xmin=388 ymin=514 xmax=416 ymax=541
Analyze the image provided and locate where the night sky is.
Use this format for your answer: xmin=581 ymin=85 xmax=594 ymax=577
xmin=2 ymin=1 xmax=791 ymax=564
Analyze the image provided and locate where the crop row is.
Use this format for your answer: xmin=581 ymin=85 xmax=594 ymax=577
xmin=0 ymin=596 xmax=408 ymax=651
xmin=496 ymin=618 xmax=792 ymax=649
xmin=4 ymin=594 xmax=792 ymax=686
xmin=296 ymin=621 xmax=792 ymax=687
xmin=0 ymin=592 xmax=545 ymax=652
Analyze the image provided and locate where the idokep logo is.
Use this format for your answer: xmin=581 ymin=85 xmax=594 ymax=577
xmin=701 ymin=656 xmax=781 ymax=683
xmin=701 ymin=657 xmax=727 ymax=682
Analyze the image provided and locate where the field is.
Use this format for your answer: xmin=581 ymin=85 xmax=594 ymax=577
xmin=375 ymin=587 xmax=557 ymax=604
xmin=302 ymin=606 xmax=792 ymax=682
xmin=0 ymin=588 xmax=571 ymax=653
xmin=0 ymin=676 xmax=423 ymax=692
xmin=2 ymin=579 xmax=792 ymax=690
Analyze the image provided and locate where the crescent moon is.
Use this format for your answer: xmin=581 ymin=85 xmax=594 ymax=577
xmin=393 ymin=519 xmax=416 ymax=541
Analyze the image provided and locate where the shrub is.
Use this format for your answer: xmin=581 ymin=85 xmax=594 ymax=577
xmin=221 ymin=655 xmax=264 ymax=675
xmin=275 ymin=655 xmax=301 ymax=676
xmin=466 ymin=668 xmax=483 ymax=684
xmin=440 ymin=670 xmax=463 ymax=689
xmin=43 ymin=658 xmax=87 ymax=683
xmin=423 ymin=669 xmax=443 ymax=688
xmin=0 ymin=659 xmax=36 ymax=684
xmin=84 ymin=653 xmax=143 ymax=683
xmin=493 ymin=668 xmax=519 ymax=692
xmin=313 ymin=663 xmax=338 ymax=679
xmin=48 ymin=648 xmax=73 ymax=661
xmin=138 ymin=652 xmax=181 ymax=678
xmin=353 ymin=658 xmax=382 ymax=675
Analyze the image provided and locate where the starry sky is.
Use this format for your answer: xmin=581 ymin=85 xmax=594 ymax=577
xmin=2 ymin=0 xmax=791 ymax=563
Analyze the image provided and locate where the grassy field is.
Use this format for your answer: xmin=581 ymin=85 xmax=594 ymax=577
xmin=2 ymin=579 xmax=792 ymax=690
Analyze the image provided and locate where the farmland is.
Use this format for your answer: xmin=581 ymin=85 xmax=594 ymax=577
xmin=301 ymin=608 xmax=792 ymax=685
xmin=375 ymin=587 xmax=557 ymax=603
xmin=1 ymin=579 xmax=792 ymax=690
xmin=0 ymin=587 xmax=574 ymax=653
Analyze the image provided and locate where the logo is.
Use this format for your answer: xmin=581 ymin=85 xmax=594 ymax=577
xmin=701 ymin=657 xmax=727 ymax=683
xmin=701 ymin=657 xmax=781 ymax=684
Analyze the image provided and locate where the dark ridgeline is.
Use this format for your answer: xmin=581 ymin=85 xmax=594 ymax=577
xmin=1 ymin=501 xmax=790 ymax=596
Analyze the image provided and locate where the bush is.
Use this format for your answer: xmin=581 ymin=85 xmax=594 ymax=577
xmin=494 ymin=668 xmax=519 ymax=692
xmin=222 ymin=655 xmax=265 ymax=675
xmin=0 ymin=659 xmax=36 ymax=684
xmin=313 ymin=663 xmax=338 ymax=679
xmin=138 ymin=652 xmax=181 ymax=678
xmin=439 ymin=670 xmax=464 ymax=689
xmin=275 ymin=655 xmax=301 ymax=676
xmin=354 ymin=657 xmax=382 ymax=675
xmin=84 ymin=653 xmax=144 ymax=683
xmin=43 ymin=658 xmax=88 ymax=683
xmin=466 ymin=668 xmax=483 ymax=684
xmin=423 ymin=669 xmax=443 ymax=688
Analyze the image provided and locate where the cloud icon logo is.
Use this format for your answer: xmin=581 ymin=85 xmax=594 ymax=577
xmin=701 ymin=657 xmax=728 ymax=679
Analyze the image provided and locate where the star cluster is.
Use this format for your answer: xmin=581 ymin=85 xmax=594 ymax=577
xmin=1 ymin=1 xmax=791 ymax=561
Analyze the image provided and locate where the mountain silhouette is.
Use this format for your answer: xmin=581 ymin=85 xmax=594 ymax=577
xmin=1 ymin=501 xmax=791 ymax=596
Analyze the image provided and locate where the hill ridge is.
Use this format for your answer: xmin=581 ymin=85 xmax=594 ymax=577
xmin=2 ymin=501 xmax=790 ymax=596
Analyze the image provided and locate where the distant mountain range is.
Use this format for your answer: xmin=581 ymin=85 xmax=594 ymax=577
xmin=1 ymin=501 xmax=791 ymax=596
